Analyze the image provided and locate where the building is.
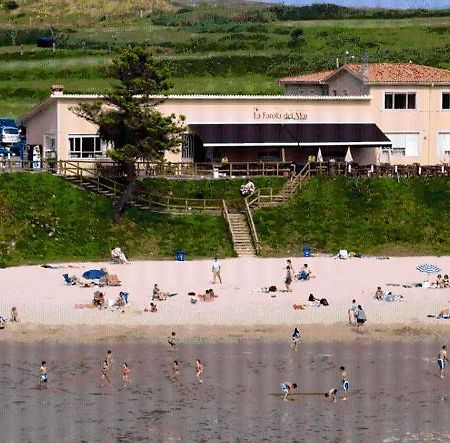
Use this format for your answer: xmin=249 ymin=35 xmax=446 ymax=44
xmin=21 ymin=63 xmax=450 ymax=166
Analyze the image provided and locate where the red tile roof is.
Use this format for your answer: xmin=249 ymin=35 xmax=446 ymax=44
xmin=278 ymin=69 xmax=334 ymax=84
xmin=279 ymin=63 xmax=450 ymax=85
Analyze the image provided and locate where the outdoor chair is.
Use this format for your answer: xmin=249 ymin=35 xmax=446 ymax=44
xmin=63 ymin=273 xmax=76 ymax=286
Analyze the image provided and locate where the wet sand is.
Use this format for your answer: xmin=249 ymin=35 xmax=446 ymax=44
xmin=2 ymin=341 xmax=450 ymax=442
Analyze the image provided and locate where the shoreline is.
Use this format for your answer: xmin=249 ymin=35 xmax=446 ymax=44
xmin=2 ymin=322 xmax=450 ymax=344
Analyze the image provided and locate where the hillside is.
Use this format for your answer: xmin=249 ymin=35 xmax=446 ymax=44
xmin=1 ymin=174 xmax=450 ymax=265
xmin=0 ymin=173 xmax=234 ymax=266
xmin=253 ymin=176 xmax=450 ymax=256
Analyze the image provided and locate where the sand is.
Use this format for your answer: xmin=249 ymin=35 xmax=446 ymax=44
xmin=1 ymin=256 xmax=450 ymax=343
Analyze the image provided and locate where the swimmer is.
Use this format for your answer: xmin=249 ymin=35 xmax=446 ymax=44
xmin=172 ymin=360 xmax=180 ymax=383
xmin=196 ymin=359 xmax=204 ymax=384
xmin=122 ymin=362 xmax=131 ymax=386
xmin=340 ymin=366 xmax=349 ymax=400
xmin=438 ymin=345 xmax=449 ymax=379
xmin=39 ymin=361 xmax=48 ymax=388
xmin=168 ymin=332 xmax=177 ymax=348
xmin=101 ymin=360 xmax=111 ymax=386
xmin=280 ymin=382 xmax=297 ymax=401
xmin=291 ymin=327 xmax=301 ymax=351
xmin=325 ymin=388 xmax=338 ymax=403
xmin=106 ymin=350 xmax=113 ymax=369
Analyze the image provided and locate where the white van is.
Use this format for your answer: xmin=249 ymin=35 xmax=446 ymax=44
xmin=1 ymin=126 xmax=20 ymax=145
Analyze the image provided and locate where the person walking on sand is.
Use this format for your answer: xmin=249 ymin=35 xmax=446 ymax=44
xmin=355 ymin=305 xmax=366 ymax=332
xmin=212 ymin=258 xmax=222 ymax=284
xmin=340 ymin=366 xmax=349 ymax=400
xmin=280 ymin=381 xmax=297 ymax=401
xmin=325 ymin=387 xmax=338 ymax=403
xmin=39 ymin=361 xmax=48 ymax=388
xmin=348 ymin=299 xmax=358 ymax=325
xmin=287 ymin=259 xmax=296 ymax=277
xmin=438 ymin=345 xmax=449 ymax=379
xmin=291 ymin=327 xmax=301 ymax=351
xmin=196 ymin=359 xmax=204 ymax=383
xmin=101 ymin=360 xmax=111 ymax=386
xmin=285 ymin=266 xmax=293 ymax=292
xmin=122 ymin=362 xmax=131 ymax=386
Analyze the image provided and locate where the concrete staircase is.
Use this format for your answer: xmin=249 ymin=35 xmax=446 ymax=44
xmin=227 ymin=212 xmax=256 ymax=256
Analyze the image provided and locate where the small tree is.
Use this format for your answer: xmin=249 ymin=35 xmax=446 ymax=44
xmin=75 ymin=48 xmax=185 ymax=222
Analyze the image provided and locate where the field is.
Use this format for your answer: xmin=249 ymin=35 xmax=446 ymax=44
xmin=0 ymin=2 xmax=450 ymax=117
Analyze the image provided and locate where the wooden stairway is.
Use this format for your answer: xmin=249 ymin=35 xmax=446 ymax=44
xmin=227 ymin=212 xmax=256 ymax=256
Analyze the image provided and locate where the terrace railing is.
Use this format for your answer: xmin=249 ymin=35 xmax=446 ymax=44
xmin=244 ymin=197 xmax=260 ymax=255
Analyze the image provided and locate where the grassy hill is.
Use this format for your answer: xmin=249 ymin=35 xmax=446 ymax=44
xmin=253 ymin=176 xmax=450 ymax=257
xmin=1 ymin=173 xmax=450 ymax=266
xmin=0 ymin=173 xmax=234 ymax=266
xmin=1 ymin=3 xmax=450 ymax=116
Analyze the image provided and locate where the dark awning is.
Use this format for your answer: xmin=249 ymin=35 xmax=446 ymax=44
xmin=188 ymin=123 xmax=392 ymax=147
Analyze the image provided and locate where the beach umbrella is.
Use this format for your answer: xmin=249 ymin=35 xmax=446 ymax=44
xmin=416 ymin=264 xmax=441 ymax=274
xmin=317 ymin=148 xmax=323 ymax=163
xmin=82 ymin=269 xmax=106 ymax=280
xmin=345 ymin=147 xmax=353 ymax=163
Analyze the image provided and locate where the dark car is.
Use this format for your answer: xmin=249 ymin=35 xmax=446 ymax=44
xmin=37 ymin=36 xmax=54 ymax=48
xmin=0 ymin=118 xmax=17 ymax=129
xmin=0 ymin=145 xmax=11 ymax=156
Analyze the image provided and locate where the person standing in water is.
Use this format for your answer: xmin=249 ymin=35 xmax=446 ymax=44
xmin=172 ymin=360 xmax=180 ymax=383
xmin=168 ymin=332 xmax=177 ymax=348
xmin=291 ymin=327 xmax=301 ymax=351
xmin=106 ymin=350 xmax=113 ymax=369
xmin=122 ymin=362 xmax=131 ymax=387
xmin=280 ymin=381 xmax=297 ymax=401
xmin=39 ymin=361 xmax=48 ymax=388
xmin=438 ymin=345 xmax=449 ymax=379
xmin=195 ymin=359 xmax=204 ymax=383
xmin=325 ymin=387 xmax=338 ymax=403
xmin=101 ymin=360 xmax=111 ymax=387
xmin=340 ymin=366 xmax=349 ymax=400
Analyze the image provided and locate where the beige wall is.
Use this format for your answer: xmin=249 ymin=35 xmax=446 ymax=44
xmin=326 ymin=71 xmax=369 ymax=96
xmin=371 ymin=85 xmax=450 ymax=165
xmin=25 ymin=101 xmax=58 ymax=147
xmin=22 ymin=90 xmax=450 ymax=166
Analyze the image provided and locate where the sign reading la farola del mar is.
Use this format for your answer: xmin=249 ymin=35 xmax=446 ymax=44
xmin=253 ymin=107 xmax=307 ymax=121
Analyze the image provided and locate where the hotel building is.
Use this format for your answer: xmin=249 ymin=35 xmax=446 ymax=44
xmin=21 ymin=63 xmax=450 ymax=166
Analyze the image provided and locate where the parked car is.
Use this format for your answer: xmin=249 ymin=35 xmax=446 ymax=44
xmin=0 ymin=118 xmax=18 ymax=129
xmin=1 ymin=126 xmax=20 ymax=145
xmin=0 ymin=145 xmax=12 ymax=157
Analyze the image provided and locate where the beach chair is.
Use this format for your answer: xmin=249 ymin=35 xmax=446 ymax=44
xmin=63 ymin=273 xmax=76 ymax=286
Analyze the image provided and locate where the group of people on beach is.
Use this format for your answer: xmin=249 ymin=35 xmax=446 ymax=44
xmin=287 ymin=327 xmax=350 ymax=402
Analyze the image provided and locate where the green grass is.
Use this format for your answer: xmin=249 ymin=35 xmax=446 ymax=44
xmin=0 ymin=173 xmax=234 ymax=266
xmin=253 ymin=176 xmax=450 ymax=256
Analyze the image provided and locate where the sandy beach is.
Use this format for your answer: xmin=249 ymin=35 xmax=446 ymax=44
xmin=1 ymin=256 xmax=450 ymax=343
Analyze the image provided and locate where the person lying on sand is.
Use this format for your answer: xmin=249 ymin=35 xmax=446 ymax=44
xmin=199 ymin=289 xmax=218 ymax=301
xmin=144 ymin=302 xmax=158 ymax=313
xmin=152 ymin=284 xmax=167 ymax=301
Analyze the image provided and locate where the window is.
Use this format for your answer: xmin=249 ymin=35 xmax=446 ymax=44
xmin=442 ymin=93 xmax=450 ymax=110
xmin=44 ymin=134 xmax=56 ymax=152
xmin=437 ymin=132 xmax=450 ymax=158
xmin=68 ymin=135 xmax=103 ymax=158
xmin=181 ymin=134 xmax=194 ymax=160
xmin=384 ymin=92 xmax=416 ymax=109
xmin=384 ymin=133 xmax=420 ymax=157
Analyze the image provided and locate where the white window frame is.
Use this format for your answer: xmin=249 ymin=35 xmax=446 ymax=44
xmin=437 ymin=132 xmax=450 ymax=161
xmin=43 ymin=133 xmax=56 ymax=152
xmin=181 ymin=134 xmax=194 ymax=161
xmin=384 ymin=132 xmax=420 ymax=157
xmin=68 ymin=134 xmax=105 ymax=159
xmin=442 ymin=93 xmax=450 ymax=110
xmin=384 ymin=92 xmax=417 ymax=110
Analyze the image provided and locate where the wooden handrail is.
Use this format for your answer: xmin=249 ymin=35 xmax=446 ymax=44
xmin=222 ymin=200 xmax=236 ymax=246
xmin=245 ymin=198 xmax=260 ymax=255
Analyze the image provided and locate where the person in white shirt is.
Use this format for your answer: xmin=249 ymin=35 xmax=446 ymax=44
xmin=212 ymin=257 xmax=222 ymax=284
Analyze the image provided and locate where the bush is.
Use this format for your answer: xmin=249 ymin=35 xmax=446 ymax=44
xmin=3 ymin=0 xmax=18 ymax=11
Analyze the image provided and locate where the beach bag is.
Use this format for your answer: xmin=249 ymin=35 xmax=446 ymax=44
xmin=269 ymin=285 xmax=277 ymax=292
xmin=320 ymin=298 xmax=329 ymax=306
xmin=308 ymin=294 xmax=316 ymax=302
